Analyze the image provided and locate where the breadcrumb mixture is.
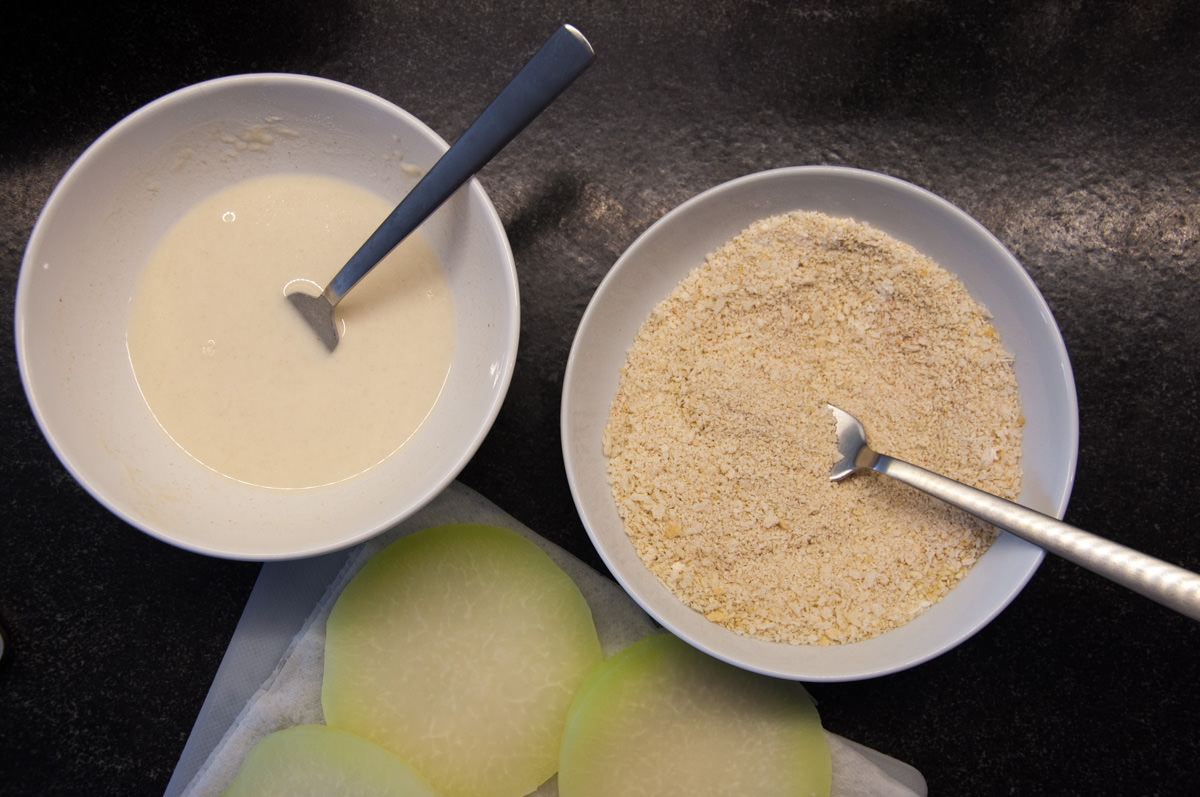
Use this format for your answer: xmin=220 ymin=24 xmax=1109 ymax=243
xmin=603 ymin=211 xmax=1023 ymax=645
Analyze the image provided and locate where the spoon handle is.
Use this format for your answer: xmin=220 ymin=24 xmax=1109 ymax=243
xmin=874 ymin=454 xmax=1200 ymax=622
xmin=326 ymin=24 xmax=595 ymax=302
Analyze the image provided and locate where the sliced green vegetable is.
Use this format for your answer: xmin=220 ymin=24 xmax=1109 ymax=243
xmin=559 ymin=633 xmax=831 ymax=797
xmin=323 ymin=523 xmax=602 ymax=797
xmin=220 ymin=724 xmax=439 ymax=796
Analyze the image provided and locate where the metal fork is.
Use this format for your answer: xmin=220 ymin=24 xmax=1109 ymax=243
xmin=289 ymin=24 xmax=595 ymax=351
xmin=828 ymin=403 xmax=1200 ymax=621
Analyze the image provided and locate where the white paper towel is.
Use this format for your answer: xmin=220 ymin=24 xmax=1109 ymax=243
xmin=166 ymin=481 xmax=926 ymax=797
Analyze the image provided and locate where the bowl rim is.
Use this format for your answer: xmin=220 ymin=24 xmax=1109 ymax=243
xmin=562 ymin=164 xmax=1079 ymax=680
xmin=15 ymin=73 xmax=519 ymax=560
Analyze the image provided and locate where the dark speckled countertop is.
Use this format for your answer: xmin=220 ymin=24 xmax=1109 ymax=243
xmin=3 ymin=2 xmax=1198 ymax=794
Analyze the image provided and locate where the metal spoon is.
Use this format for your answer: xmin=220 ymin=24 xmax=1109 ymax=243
xmin=827 ymin=403 xmax=1200 ymax=621
xmin=289 ymin=24 xmax=595 ymax=351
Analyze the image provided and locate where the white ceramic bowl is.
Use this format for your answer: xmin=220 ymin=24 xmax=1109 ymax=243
xmin=562 ymin=166 xmax=1078 ymax=681
xmin=16 ymin=74 xmax=518 ymax=560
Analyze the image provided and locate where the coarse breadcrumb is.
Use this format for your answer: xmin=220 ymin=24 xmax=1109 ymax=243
xmin=603 ymin=211 xmax=1023 ymax=645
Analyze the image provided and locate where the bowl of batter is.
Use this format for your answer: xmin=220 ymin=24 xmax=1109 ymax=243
xmin=562 ymin=166 xmax=1078 ymax=680
xmin=16 ymin=74 xmax=519 ymax=559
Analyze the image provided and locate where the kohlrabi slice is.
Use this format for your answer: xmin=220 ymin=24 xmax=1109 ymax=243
xmin=558 ymin=633 xmax=831 ymax=797
xmin=322 ymin=523 xmax=602 ymax=797
xmin=220 ymin=724 xmax=439 ymax=796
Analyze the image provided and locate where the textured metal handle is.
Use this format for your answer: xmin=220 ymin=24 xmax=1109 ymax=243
xmin=876 ymin=455 xmax=1200 ymax=621
xmin=326 ymin=24 xmax=595 ymax=301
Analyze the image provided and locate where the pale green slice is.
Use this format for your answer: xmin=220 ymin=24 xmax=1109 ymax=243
xmin=559 ymin=633 xmax=832 ymax=797
xmin=323 ymin=523 xmax=602 ymax=797
xmin=220 ymin=724 xmax=439 ymax=796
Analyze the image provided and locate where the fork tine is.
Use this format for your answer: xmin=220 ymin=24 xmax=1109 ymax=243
xmin=828 ymin=404 xmax=875 ymax=481
xmin=287 ymin=291 xmax=340 ymax=352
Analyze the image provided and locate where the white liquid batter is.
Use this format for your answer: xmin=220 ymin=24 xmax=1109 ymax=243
xmin=127 ymin=173 xmax=454 ymax=489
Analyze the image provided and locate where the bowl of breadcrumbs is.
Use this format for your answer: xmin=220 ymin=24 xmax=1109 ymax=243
xmin=562 ymin=166 xmax=1078 ymax=681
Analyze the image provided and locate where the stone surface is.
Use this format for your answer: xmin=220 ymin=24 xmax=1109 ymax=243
xmin=3 ymin=1 xmax=1199 ymax=794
